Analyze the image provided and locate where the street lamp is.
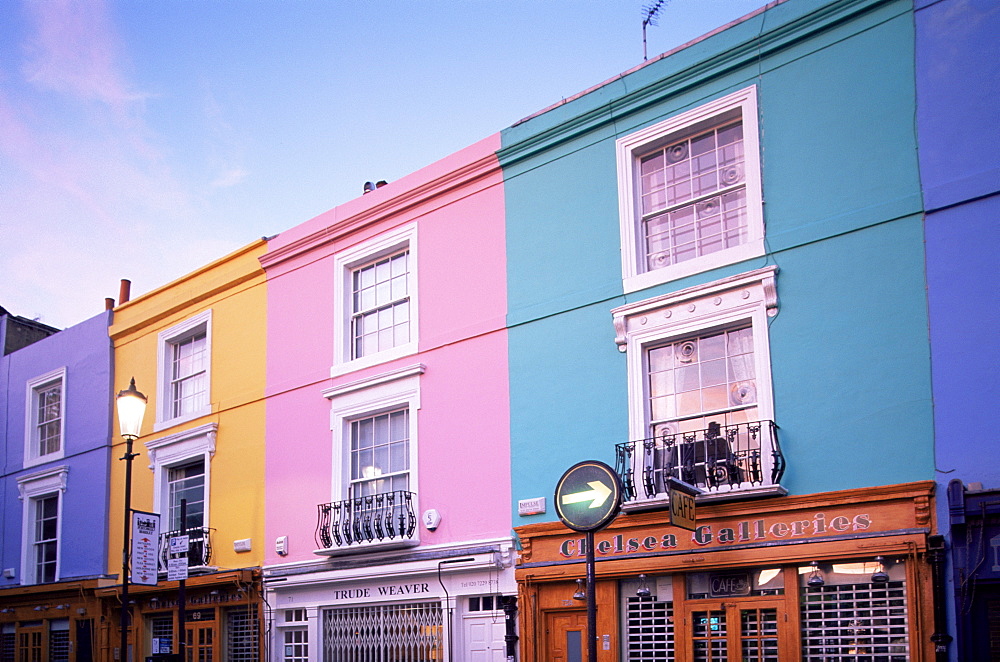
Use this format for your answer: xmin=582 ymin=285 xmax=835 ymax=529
xmin=117 ymin=378 xmax=147 ymax=662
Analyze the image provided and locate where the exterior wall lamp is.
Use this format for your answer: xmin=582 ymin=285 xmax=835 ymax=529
xmin=116 ymin=378 xmax=147 ymax=662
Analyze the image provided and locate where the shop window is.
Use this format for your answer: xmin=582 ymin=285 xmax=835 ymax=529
xmin=799 ymin=560 xmax=909 ymax=661
xmin=1 ymin=624 xmax=14 ymax=662
xmin=149 ymin=615 xmax=174 ymax=656
xmin=616 ymin=86 xmax=764 ymax=293
xmin=621 ymin=576 xmax=674 ymax=661
xmin=323 ymin=602 xmax=441 ymax=659
xmin=280 ymin=609 xmax=308 ymax=662
xmin=49 ymin=620 xmax=69 ymax=662
xmin=467 ymin=595 xmax=504 ymax=613
xmin=686 ymin=567 xmax=784 ymax=600
xmin=225 ymin=607 xmax=259 ymax=662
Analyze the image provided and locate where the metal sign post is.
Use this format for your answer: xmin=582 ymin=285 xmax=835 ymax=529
xmin=555 ymin=461 xmax=623 ymax=662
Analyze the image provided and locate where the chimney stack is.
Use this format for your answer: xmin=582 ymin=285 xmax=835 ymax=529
xmin=119 ymin=279 xmax=131 ymax=305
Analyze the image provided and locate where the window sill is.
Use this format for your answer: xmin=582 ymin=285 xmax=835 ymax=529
xmin=330 ymin=342 xmax=418 ymax=378
xmin=22 ymin=452 xmax=65 ymax=470
xmin=154 ymin=408 xmax=212 ymax=433
xmin=623 ymin=240 xmax=765 ymax=294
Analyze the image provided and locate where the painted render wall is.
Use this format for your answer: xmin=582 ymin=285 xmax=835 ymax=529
xmin=500 ymin=0 xmax=933 ymax=526
xmin=916 ymin=0 xmax=1000 ymax=490
xmin=263 ymin=134 xmax=511 ymax=567
xmin=0 ymin=310 xmax=113 ymax=586
xmin=108 ymin=241 xmax=268 ymax=577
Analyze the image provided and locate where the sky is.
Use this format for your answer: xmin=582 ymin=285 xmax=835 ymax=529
xmin=1 ymin=0 xmax=770 ymax=329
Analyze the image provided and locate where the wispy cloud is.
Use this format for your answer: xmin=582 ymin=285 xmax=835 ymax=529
xmin=0 ymin=0 xmax=240 ymax=328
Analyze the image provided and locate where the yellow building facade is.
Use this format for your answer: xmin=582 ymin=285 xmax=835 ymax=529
xmin=101 ymin=240 xmax=267 ymax=662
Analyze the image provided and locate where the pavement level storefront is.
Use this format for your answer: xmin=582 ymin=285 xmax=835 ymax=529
xmin=514 ymin=481 xmax=938 ymax=662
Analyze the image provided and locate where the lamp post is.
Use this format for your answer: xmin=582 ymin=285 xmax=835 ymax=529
xmin=116 ymin=378 xmax=147 ymax=662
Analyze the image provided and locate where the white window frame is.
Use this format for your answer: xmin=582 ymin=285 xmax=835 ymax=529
xmin=145 ymin=423 xmax=216 ymax=537
xmin=616 ymin=86 xmax=764 ymax=293
xmin=322 ymin=365 xmax=423 ymax=549
xmin=332 ymin=224 xmax=418 ymax=377
xmin=23 ymin=368 xmax=67 ymax=468
xmin=612 ymin=267 xmax=778 ymax=500
xmin=17 ymin=466 xmax=68 ymax=585
xmin=155 ymin=310 xmax=213 ymax=431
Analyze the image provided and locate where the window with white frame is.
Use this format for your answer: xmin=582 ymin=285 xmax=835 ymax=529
xmin=321 ymin=365 xmax=422 ymax=549
xmin=17 ymin=466 xmax=68 ymax=585
xmin=617 ymin=86 xmax=763 ymax=293
xmin=350 ymin=409 xmax=410 ymax=498
xmin=333 ymin=225 xmax=418 ymax=376
xmin=167 ymin=460 xmax=205 ymax=532
xmin=156 ymin=310 xmax=212 ymax=429
xmin=145 ymin=423 xmax=215 ymax=563
xmin=612 ymin=267 xmax=780 ymax=499
xmin=24 ymin=368 xmax=66 ymax=466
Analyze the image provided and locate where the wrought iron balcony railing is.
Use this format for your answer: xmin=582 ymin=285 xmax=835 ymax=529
xmin=158 ymin=527 xmax=213 ymax=573
xmin=615 ymin=420 xmax=785 ymax=502
xmin=315 ymin=490 xmax=417 ymax=550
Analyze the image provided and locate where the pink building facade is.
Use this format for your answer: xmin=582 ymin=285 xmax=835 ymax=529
xmin=260 ymin=135 xmax=515 ymax=661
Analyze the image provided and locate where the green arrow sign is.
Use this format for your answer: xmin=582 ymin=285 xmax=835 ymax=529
xmin=554 ymin=461 xmax=622 ymax=532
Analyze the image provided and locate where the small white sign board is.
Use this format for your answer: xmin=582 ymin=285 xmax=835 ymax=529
xmin=169 ymin=534 xmax=190 ymax=554
xmin=130 ymin=511 xmax=160 ymax=586
xmin=167 ymin=556 xmax=189 ymax=581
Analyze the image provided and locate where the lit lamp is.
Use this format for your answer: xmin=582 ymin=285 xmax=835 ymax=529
xmin=116 ymin=378 xmax=147 ymax=662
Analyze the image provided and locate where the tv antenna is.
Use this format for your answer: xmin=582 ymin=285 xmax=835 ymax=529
xmin=642 ymin=0 xmax=668 ymax=61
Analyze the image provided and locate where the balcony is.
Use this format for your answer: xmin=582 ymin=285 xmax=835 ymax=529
xmin=315 ymin=490 xmax=418 ymax=555
xmin=158 ymin=527 xmax=213 ymax=573
xmin=615 ymin=420 xmax=785 ymax=505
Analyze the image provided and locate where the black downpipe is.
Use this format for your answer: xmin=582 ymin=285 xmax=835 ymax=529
xmin=927 ymin=534 xmax=952 ymax=661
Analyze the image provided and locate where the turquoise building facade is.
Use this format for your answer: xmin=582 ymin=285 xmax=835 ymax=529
xmin=502 ymin=0 xmax=940 ymax=659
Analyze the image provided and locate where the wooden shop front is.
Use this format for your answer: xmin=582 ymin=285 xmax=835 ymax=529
xmin=514 ymin=481 xmax=936 ymax=662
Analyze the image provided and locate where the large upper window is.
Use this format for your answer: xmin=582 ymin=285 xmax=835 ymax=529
xmin=17 ymin=466 xmax=67 ymax=585
xmin=612 ymin=267 xmax=782 ymax=501
xmin=24 ymin=368 xmax=66 ymax=466
xmin=351 ymin=251 xmax=411 ymax=360
xmin=333 ymin=225 xmax=418 ymax=376
xmin=156 ymin=310 xmax=212 ymax=429
xmin=617 ymin=86 xmax=763 ymax=292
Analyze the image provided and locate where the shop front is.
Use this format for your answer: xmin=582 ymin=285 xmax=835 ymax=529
xmin=514 ymin=481 xmax=936 ymax=662
xmin=264 ymin=546 xmax=517 ymax=662
xmin=0 ymin=579 xmax=105 ymax=662
xmin=95 ymin=568 xmax=261 ymax=662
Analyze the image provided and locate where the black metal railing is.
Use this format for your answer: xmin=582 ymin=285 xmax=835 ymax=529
xmin=615 ymin=420 xmax=784 ymax=501
xmin=158 ymin=527 xmax=213 ymax=572
xmin=315 ymin=490 xmax=417 ymax=549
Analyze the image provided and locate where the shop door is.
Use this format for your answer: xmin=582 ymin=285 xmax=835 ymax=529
xmin=545 ymin=611 xmax=589 ymax=662
xmin=185 ymin=622 xmax=216 ymax=662
xmin=683 ymin=599 xmax=782 ymax=662
xmin=464 ymin=614 xmax=507 ymax=661
xmin=16 ymin=627 xmax=42 ymax=662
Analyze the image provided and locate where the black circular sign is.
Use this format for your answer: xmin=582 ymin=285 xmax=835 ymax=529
xmin=554 ymin=460 xmax=623 ymax=532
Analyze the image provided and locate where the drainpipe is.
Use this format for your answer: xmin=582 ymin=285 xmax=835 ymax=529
xmin=927 ymin=534 xmax=952 ymax=661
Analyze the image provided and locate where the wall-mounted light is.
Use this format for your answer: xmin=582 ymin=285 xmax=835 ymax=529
xmin=871 ymin=556 xmax=889 ymax=583
xmin=807 ymin=561 xmax=825 ymax=587
xmin=573 ymin=579 xmax=587 ymax=601
xmin=636 ymin=574 xmax=651 ymax=598
xmin=33 ymin=605 xmax=48 ymax=611
xmin=55 ymin=604 xmax=69 ymax=610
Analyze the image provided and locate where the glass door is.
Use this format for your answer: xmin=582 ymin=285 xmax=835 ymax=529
xmin=684 ymin=599 xmax=782 ymax=662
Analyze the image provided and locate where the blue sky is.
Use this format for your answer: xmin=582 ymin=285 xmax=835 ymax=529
xmin=1 ymin=0 xmax=769 ymax=329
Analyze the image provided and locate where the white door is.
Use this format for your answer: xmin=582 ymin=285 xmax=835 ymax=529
xmin=464 ymin=614 xmax=508 ymax=662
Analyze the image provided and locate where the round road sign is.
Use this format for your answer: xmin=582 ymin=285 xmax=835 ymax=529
xmin=554 ymin=460 xmax=623 ymax=532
